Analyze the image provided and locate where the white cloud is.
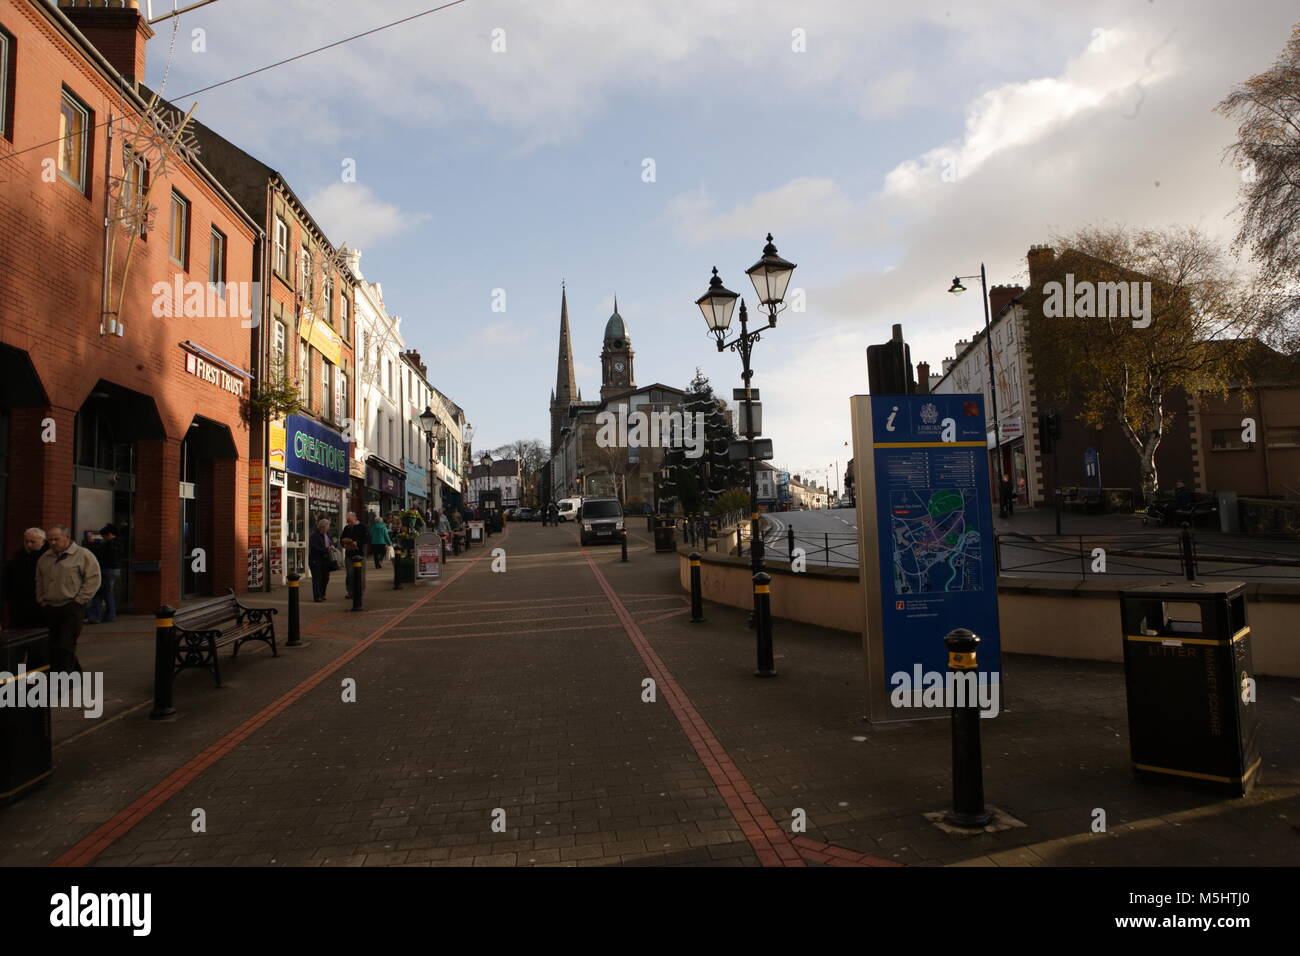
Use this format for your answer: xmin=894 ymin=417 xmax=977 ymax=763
xmin=665 ymin=178 xmax=850 ymax=244
xmin=303 ymin=182 xmax=428 ymax=248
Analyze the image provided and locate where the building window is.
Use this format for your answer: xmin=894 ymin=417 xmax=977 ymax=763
xmin=1265 ymin=427 xmax=1300 ymax=449
xmin=321 ymin=361 xmax=333 ymax=421
xmin=1210 ymin=429 xmax=1250 ymax=451
xmin=273 ymin=217 xmax=288 ymax=277
xmin=209 ymin=227 xmax=227 ymax=285
xmin=323 ymin=274 xmax=333 ymax=326
xmin=299 ymin=244 xmax=311 ymax=298
xmin=122 ymin=147 xmax=148 ymax=238
xmin=339 ymin=292 xmax=350 ymax=341
xmin=58 ymin=89 xmax=90 ymax=192
xmin=272 ymin=320 xmax=287 ymax=373
xmin=0 ymin=26 xmax=11 ymax=141
xmin=169 ymin=191 xmax=190 ymax=268
xmin=337 ymin=369 xmax=348 ymax=425
xmin=299 ymin=341 xmax=310 ymax=406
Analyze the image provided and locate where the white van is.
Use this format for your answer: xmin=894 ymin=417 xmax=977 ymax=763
xmin=555 ymin=498 xmax=582 ymax=522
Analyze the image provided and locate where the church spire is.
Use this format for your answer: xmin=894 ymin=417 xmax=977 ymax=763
xmin=551 ymin=283 xmax=578 ymax=452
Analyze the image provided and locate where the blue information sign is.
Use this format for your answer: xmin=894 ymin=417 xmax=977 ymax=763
xmin=285 ymin=414 xmax=349 ymax=488
xmin=863 ymin=394 xmax=1002 ymax=714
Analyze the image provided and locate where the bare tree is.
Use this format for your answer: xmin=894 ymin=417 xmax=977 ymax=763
xmin=489 ymin=439 xmax=549 ymax=506
xmin=1217 ymin=23 xmax=1300 ymax=352
xmin=1026 ymin=224 xmax=1277 ymax=498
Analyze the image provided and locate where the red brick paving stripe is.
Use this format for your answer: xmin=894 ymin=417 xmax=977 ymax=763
xmin=379 ymin=623 xmax=617 ymax=643
xmin=387 ymin=610 xmax=619 ymax=631
xmin=635 ymin=607 xmax=692 ymax=626
xmin=790 ymin=835 xmax=903 ymax=868
xmin=581 ymin=553 xmax=805 ymax=868
xmin=50 ymin=550 xmax=492 ymax=868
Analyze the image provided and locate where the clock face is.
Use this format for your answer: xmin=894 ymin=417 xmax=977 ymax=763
xmin=614 ymin=362 xmax=625 ymax=372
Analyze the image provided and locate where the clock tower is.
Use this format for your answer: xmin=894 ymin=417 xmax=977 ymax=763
xmin=600 ymin=298 xmax=635 ymax=400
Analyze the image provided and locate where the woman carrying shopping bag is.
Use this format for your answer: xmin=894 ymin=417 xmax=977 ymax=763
xmin=370 ymin=512 xmax=393 ymax=569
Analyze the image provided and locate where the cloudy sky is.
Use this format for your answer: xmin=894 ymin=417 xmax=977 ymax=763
xmin=141 ymin=0 xmax=1297 ymax=489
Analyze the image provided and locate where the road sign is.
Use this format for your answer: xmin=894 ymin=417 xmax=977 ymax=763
xmin=728 ymin=438 xmax=774 ymax=461
xmin=732 ymin=388 xmax=759 ymax=401
xmin=849 ymin=393 xmax=1003 ymax=723
xmin=1084 ymin=447 xmax=1101 ymax=484
xmin=737 ymin=401 xmax=762 ymax=437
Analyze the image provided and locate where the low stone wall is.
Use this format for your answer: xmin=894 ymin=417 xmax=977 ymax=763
xmin=679 ymin=549 xmax=1300 ymax=678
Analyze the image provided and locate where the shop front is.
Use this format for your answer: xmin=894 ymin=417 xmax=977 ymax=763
xmin=365 ymin=457 xmax=406 ymax=521
xmin=271 ymin=413 xmax=349 ymax=587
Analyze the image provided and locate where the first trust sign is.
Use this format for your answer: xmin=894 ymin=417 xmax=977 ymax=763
xmin=285 ymin=414 xmax=349 ymax=487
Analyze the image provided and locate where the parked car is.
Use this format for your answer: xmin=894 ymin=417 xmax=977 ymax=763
xmin=555 ymin=497 xmax=581 ymax=523
xmin=515 ymin=507 xmax=536 ymax=522
xmin=578 ymin=497 xmax=624 ymax=545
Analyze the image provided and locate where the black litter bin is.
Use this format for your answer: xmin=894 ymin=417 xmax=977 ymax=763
xmin=655 ymin=515 xmax=676 ymax=554
xmin=1119 ymin=581 xmax=1260 ymax=796
xmin=0 ymin=628 xmax=53 ymax=805
xmin=653 ymin=517 xmax=677 ymax=553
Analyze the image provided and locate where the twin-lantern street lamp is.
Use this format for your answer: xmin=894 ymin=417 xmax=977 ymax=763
xmin=419 ymin=405 xmax=447 ymax=514
xmin=694 ymin=233 xmax=796 ymax=677
xmin=947 ymin=266 xmax=1001 ymax=480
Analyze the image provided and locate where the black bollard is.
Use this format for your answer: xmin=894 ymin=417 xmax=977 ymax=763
xmin=285 ymin=574 xmax=303 ymax=647
xmin=393 ymin=545 xmax=403 ymax=590
xmin=787 ymin=525 xmax=795 ymax=559
xmin=149 ymin=605 xmax=177 ymax=719
xmin=452 ymin=530 xmax=460 ymax=555
xmin=753 ymin=572 xmax=775 ymax=677
xmin=350 ymin=557 xmax=364 ymax=611
xmin=943 ymin=628 xmax=993 ymax=828
xmin=689 ymin=552 xmax=704 ymax=623
xmin=620 ymin=529 xmax=629 ymax=561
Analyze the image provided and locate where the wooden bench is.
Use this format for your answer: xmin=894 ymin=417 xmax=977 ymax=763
xmin=1062 ymin=487 xmax=1103 ymax=513
xmin=162 ymin=592 xmax=278 ymax=692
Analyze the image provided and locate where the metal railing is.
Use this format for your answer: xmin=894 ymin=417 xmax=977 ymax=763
xmin=768 ymin=526 xmax=858 ymax=566
xmin=996 ymin=529 xmax=1300 ymax=581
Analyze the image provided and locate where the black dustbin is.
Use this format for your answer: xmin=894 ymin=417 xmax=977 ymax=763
xmin=0 ymin=628 xmax=53 ymax=805
xmin=653 ymin=516 xmax=677 ymax=553
xmin=1119 ymin=581 xmax=1260 ymax=796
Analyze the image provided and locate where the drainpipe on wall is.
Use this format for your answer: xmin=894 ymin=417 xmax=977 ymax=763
xmin=99 ymin=112 xmax=115 ymax=337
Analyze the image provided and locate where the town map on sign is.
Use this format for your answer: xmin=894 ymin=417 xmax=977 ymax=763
xmin=889 ymin=489 xmax=983 ymax=595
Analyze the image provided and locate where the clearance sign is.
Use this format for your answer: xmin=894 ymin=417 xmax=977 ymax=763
xmin=285 ymin=414 xmax=348 ymax=487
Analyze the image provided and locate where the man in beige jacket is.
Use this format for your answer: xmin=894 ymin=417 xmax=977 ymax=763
xmin=36 ymin=524 xmax=101 ymax=673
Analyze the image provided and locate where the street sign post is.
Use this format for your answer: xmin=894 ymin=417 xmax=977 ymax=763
xmin=849 ymin=394 xmax=1003 ymax=723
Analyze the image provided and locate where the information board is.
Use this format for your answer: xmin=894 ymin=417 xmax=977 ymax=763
xmin=850 ymin=394 xmax=1002 ymax=722
xmin=415 ymin=532 xmax=441 ymax=579
xmin=468 ymin=520 xmax=485 ymax=542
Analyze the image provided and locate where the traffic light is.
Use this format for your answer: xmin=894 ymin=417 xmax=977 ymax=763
xmin=1039 ymin=411 xmax=1061 ymax=454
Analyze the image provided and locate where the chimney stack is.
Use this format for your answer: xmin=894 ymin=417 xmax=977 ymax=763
xmin=988 ymin=284 xmax=1024 ymax=319
xmin=1026 ymin=244 xmax=1056 ymax=288
xmin=59 ymin=1 xmax=155 ymax=87
xmin=915 ymin=362 xmax=930 ymax=395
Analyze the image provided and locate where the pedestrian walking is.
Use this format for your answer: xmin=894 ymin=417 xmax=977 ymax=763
xmin=35 ymin=524 xmax=101 ymax=673
xmin=87 ymin=524 xmax=122 ymax=623
xmin=4 ymin=527 xmax=48 ymax=629
xmin=999 ymin=474 xmax=1015 ymax=518
xmin=341 ymin=511 xmax=367 ymax=599
xmin=436 ymin=510 xmax=451 ymax=535
xmin=308 ymin=518 xmax=336 ymax=602
xmin=370 ymin=512 xmax=392 ymax=568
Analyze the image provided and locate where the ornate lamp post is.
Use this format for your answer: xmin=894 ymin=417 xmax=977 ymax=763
xmin=419 ymin=405 xmax=446 ymax=515
xmin=948 ymin=267 xmax=1001 ymax=484
xmin=695 ymin=233 xmax=796 ymax=676
xmin=462 ymin=423 xmax=475 ymax=512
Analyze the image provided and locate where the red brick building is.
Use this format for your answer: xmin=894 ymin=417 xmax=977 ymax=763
xmin=181 ymin=118 xmax=359 ymax=590
xmin=0 ymin=0 xmax=261 ymax=615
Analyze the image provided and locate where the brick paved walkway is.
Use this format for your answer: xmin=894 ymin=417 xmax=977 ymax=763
xmin=3 ymin=522 xmax=1297 ymax=867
